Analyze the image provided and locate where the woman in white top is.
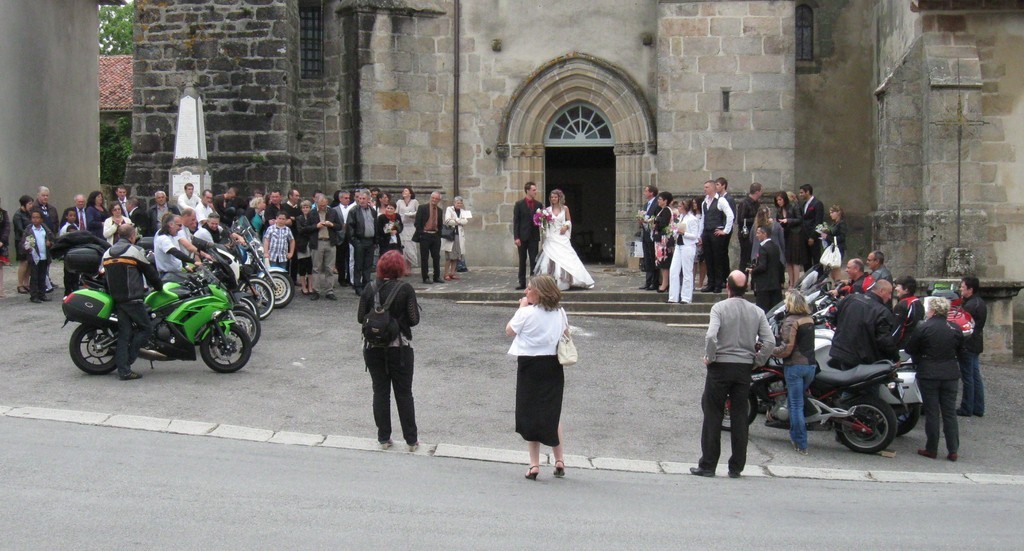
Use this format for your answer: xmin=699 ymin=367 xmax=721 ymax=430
xmin=102 ymin=202 xmax=134 ymax=245
xmin=442 ymin=196 xmax=470 ymax=281
xmin=395 ymin=187 xmax=419 ymax=270
xmin=534 ymin=189 xmax=595 ymax=291
xmin=505 ymin=274 xmax=570 ymax=480
xmin=668 ymin=197 xmax=701 ymax=304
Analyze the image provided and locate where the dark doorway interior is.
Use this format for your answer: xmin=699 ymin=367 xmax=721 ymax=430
xmin=544 ymin=147 xmax=616 ymax=263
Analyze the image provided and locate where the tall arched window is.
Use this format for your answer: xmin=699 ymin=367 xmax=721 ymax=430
xmin=796 ymin=5 xmax=814 ymax=62
xmin=545 ymin=103 xmax=613 ymax=146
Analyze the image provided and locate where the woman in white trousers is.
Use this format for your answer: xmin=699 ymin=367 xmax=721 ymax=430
xmin=668 ymin=198 xmax=701 ymax=304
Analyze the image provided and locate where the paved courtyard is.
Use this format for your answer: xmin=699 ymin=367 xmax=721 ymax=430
xmin=2 ymin=263 xmax=1023 ymax=476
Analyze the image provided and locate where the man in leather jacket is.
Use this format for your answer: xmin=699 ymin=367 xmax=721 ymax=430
xmin=828 ymin=279 xmax=899 ymax=370
xmin=102 ymin=224 xmax=163 ymax=381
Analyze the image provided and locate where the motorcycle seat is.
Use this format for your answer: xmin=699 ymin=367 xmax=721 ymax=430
xmin=815 ymin=361 xmax=894 ymax=387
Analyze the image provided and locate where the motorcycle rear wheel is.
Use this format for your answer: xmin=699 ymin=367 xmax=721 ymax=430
xmin=200 ymin=324 xmax=252 ymax=373
xmin=69 ymin=325 xmax=117 ymax=375
xmin=837 ymin=394 xmax=897 ymax=454
xmin=269 ymin=272 xmax=294 ymax=309
xmin=243 ymin=278 xmax=275 ymax=320
xmin=721 ymin=394 xmax=759 ymax=432
xmin=231 ymin=308 xmax=261 ymax=347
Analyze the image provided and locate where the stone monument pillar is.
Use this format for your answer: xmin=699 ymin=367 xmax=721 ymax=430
xmin=169 ymin=85 xmax=212 ymax=197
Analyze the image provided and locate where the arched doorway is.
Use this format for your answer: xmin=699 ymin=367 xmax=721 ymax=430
xmin=544 ymin=103 xmax=616 ymax=263
xmin=497 ymin=53 xmax=657 ymax=265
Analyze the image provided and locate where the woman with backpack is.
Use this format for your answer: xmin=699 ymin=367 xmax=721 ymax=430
xmin=357 ymin=249 xmax=421 ymax=451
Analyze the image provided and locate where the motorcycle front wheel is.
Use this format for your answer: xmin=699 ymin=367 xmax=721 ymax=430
xmin=200 ymin=324 xmax=252 ymax=373
xmin=243 ymin=278 xmax=275 ymax=320
xmin=837 ymin=394 xmax=897 ymax=454
xmin=231 ymin=308 xmax=261 ymax=347
xmin=69 ymin=325 xmax=118 ymax=375
xmin=269 ymin=272 xmax=294 ymax=309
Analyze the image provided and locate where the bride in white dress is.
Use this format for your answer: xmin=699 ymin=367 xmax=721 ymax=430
xmin=535 ymin=189 xmax=595 ymax=291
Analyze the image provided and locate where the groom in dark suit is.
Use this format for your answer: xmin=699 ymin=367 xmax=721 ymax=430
xmin=749 ymin=225 xmax=783 ymax=313
xmin=798 ymin=183 xmax=824 ymax=270
xmin=639 ymin=185 xmax=660 ymax=290
xmin=512 ymin=181 xmax=540 ymax=290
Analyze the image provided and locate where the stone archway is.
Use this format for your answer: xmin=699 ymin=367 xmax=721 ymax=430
xmin=497 ymin=53 xmax=657 ymax=264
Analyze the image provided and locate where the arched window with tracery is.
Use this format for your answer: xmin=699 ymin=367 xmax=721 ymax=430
xmin=796 ymin=5 xmax=814 ymax=62
xmin=545 ymin=103 xmax=614 ymax=146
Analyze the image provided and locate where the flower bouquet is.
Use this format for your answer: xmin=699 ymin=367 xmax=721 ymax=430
xmin=814 ymin=222 xmax=831 ymax=239
xmin=24 ymin=234 xmax=36 ymax=252
xmin=384 ymin=221 xmax=399 ymax=244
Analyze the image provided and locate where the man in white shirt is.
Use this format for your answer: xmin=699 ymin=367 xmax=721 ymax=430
xmin=154 ymin=215 xmax=188 ymax=282
xmin=195 ymin=190 xmax=214 ymax=224
xmin=333 ymin=191 xmax=353 ymax=286
xmin=177 ymin=182 xmax=201 ymax=212
xmin=700 ymin=180 xmax=735 ymax=293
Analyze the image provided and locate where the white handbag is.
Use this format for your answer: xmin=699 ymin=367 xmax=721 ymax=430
xmin=820 ymin=243 xmax=842 ymax=269
xmin=556 ymin=308 xmax=578 ymax=366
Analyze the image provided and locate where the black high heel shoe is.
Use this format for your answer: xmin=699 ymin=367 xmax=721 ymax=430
xmin=553 ymin=460 xmax=565 ymax=478
xmin=525 ymin=465 xmax=540 ymax=480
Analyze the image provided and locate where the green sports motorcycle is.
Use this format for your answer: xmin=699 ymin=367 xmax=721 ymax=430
xmin=62 ymin=263 xmax=252 ymax=375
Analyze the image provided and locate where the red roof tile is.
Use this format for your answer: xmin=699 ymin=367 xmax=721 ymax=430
xmin=99 ymin=55 xmax=133 ymax=111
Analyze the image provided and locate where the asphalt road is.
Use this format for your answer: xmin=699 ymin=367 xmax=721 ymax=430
xmin=2 ymin=284 xmax=1023 ymax=475
xmin=3 ymin=417 xmax=1023 ymax=549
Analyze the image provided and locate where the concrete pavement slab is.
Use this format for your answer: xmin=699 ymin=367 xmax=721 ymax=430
xmin=321 ymin=434 xmax=381 ymax=451
xmin=546 ymin=453 xmax=595 ymax=469
xmin=964 ymin=473 xmax=1024 ymax=485
xmin=591 ymin=457 xmax=662 ymax=474
xmin=268 ymin=431 xmax=326 ymax=446
xmin=0 ymin=405 xmax=12 ymax=415
xmin=434 ymin=443 xmax=531 ymax=465
xmin=165 ymin=419 xmax=217 ymax=435
xmin=6 ymin=407 xmax=109 ymax=425
xmin=209 ymin=424 xmax=274 ymax=442
xmin=869 ymin=470 xmax=972 ymax=484
xmin=102 ymin=414 xmax=171 ymax=432
xmin=767 ymin=465 xmax=873 ymax=481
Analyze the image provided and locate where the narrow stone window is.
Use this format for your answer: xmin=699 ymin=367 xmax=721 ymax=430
xmin=300 ymin=6 xmax=324 ymax=79
xmin=722 ymin=90 xmax=731 ymax=113
xmin=795 ymin=5 xmax=814 ymax=62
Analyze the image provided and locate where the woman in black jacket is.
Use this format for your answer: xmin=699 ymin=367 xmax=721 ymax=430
xmin=13 ymin=195 xmax=35 ymax=294
xmin=905 ymin=297 xmax=963 ymax=461
xmin=0 ymin=196 xmax=10 ymax=297
xmin=357 ymin=250 xmax=421 ymax=451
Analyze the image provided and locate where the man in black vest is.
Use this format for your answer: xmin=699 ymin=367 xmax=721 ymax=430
xmin=511 ymin=182 xmax=540 ymax=290
xmin=638 ymin=185 xmax=660 ymax=290
xmin=414 ymin=191 xmax=444 ymax=285
xmin=749 ymin=225 xmax=783 ymax=313
xmin=715 ymin=177 xmax=736 ymax=276
xmin=735 ymin=182 xmax=762 ymax=271
xmin=700 ymin=180 xmax=734 ymax=293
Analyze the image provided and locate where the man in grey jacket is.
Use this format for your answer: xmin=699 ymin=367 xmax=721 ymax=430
xmin=691 ymin=270 xmax=774 ymax=478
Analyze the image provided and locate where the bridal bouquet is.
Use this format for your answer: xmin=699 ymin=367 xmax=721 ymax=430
xmin=23 ymin=233 xmax=36 ymax=252
xmin=814 ymin=222 xmax=831 ymax=238
xmin=534 ymin=208 xmax=554 ymax=237
xmin=384 ymin=221 xmax=399 ymax=244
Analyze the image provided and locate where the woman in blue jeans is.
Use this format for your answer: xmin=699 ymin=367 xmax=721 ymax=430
xmin=771 ymin=291 xmax=817 ymax=455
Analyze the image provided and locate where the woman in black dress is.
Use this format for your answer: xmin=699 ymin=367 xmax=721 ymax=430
xmin=775 ymin=191 xmax=804 ymax=289
xmin=13 ymin=195 xmax=34 ymax=294
xmin=653 ymin=191 xmax=674 ymax=292
xmin=357 ymin=250 xmax=421 ymax=451
xmin=506 ymin=274 xmax=569 ymax=480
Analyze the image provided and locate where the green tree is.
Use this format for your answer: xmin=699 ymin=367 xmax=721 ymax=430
xmin=99 ymin=2 xmax=134 ymax=55
xmin=100 ymin=116 xmax=133 ymax=189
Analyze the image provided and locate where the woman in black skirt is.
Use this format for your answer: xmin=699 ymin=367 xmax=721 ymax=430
xmin=505 ymin=274 xmax=569 ymax=480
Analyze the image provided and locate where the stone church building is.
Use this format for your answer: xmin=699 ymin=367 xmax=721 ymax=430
xmin=126 ymin=0 xmax=1024 ymax=350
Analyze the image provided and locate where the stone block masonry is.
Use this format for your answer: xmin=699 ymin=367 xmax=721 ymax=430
xmin=656 ymin=1 xmax=795 ymax=190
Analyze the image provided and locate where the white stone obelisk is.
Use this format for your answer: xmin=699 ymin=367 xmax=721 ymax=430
xmin=168 ymin=85 xmax=212 ymax=197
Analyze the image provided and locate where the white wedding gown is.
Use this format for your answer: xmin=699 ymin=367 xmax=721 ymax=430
xmin=535 ymin=208 xmax=595 ymax=291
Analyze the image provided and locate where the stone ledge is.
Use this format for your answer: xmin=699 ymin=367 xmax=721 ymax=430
xmin=165 ymin=420 xmax=218 ymax=436
xmin=434 ymin=443 xmax=530 ymax=464
xmin=869 ymin=470 xmax=972 ymax=484
xmin=102 ymin=414 xmax=171 ymax=432
xmin=268 ymin=431 xmax=326 ymax=446
xmin=208 ymin=424 xmax=274 ymax=442
xmin=5 ymin=407 xmax=110 ymax=425
xmin=766 ymin=465 xmax=873 ymax=481
xmin=591 ymin=457 xmax=662 ymax=474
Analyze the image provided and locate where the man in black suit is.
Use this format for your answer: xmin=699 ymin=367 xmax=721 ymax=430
xmin=147 ymin=191 xmax=180 ymax=237
xmin=700 ymin=180 xmax=734 ymax=293
xmin=798 ymin=184 xmax=824 ymax=270
xmin=33 ymin=186 xmax=59 ymax=233
xmin=347 ymin=189 xmax=378 ymax=294
xmin=735 ymin=182 xmax=762 ymax=271
xmin=749 ymin=225 xmax=783 ymax=313
xmin=414 ymin=190 xmax=444 ymax=285
xmin=125 ymin=198 xmax=149 ymax=243
xmin=511 ymin=181 xmax=540 ymax=290
xmin=636 ymin=185 xmax=659 ymax=290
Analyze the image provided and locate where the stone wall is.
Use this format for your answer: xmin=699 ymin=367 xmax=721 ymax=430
xmin=126 ymin=0 xmax=300 ymax=198
xmin=655 ymin=1 xmax=796 ymax=194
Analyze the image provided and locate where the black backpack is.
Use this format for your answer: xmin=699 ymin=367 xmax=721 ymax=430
xmin=362 ymin=280 xmax=404 ymax=347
